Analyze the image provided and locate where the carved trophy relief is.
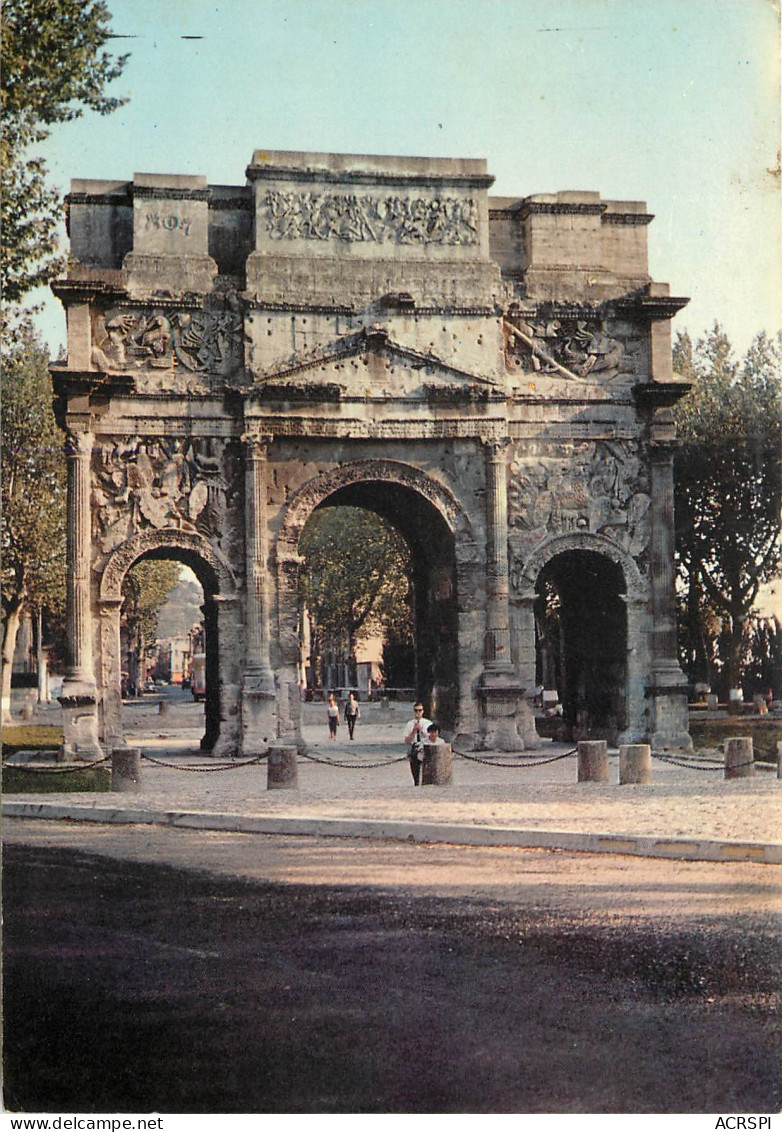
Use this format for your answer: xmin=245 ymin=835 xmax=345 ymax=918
xmin=504 ymin=317 xmax=637 ymax=381
xmin=91 ymin=305 xmax=244 ymax=378
xmin=507 ymin=441 xmax=652 ymax=587
xmin=91 ymin=436 xmax=240 ymax=553
xmin=262 ymin=189 xmax=479 ymax=246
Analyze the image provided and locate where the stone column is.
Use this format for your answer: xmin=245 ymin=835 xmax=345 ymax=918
xmin=478 ymin=438 xmax=537 ymax=750
xmin=98 ymin=598 xmax=124 ymax=749
xmin=484 ymin=438 xmax=513 ymax=672
xmin=240 ymin=433 xmax=276 ymax=754
xmin=59 ymin=426 xmax=103 ymax=761
xmin=648 ymin=412 xmax=691 ymax=750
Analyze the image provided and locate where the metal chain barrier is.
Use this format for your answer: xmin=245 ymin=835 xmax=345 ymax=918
xmin=298 ymin=749 xmax=408 ymax=769
xmin=139 ymin=752 xmax=266 ymax=772
xmin=453 ymin=746 xmax=578 ymax=768
xmin=651 ymin=752 xmax=724 ymax=772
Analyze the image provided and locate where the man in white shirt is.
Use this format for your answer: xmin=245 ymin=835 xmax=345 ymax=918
xmin=402 ymin=701 xmax=432 ymax=786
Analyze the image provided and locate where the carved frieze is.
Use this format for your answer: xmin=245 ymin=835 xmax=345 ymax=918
xmin=505 ymin=316 xmax=637 ymax=381
xmin=91 ymin=436 xmax=242 ymax=555
xmin=507 ymin=440 xmax=651 ymax=581
xmin=262 ymin=189 xmax=479 ymax=245
xmin=91 ymin=303 xmax=244 ymax=379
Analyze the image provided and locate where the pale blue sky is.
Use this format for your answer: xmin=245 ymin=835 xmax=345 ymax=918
xmin=31 ymin=0 xmax=781 ymax=356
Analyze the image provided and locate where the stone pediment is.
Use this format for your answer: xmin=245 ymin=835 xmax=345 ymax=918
xmin=248 ymin=326 xmax=502 ymax=401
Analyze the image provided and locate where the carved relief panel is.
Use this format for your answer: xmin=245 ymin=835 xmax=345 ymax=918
xmin=507 ymin=440 xmax=651 ymax=587
xmin=90 ymin=300 xmax=244 ymax=387
xmin=91 ymin=435 xmax=243 ymax=558
xmin=504 ymin=315 xmax=640 ymax=382
xmin=262 ymin=189 xmax=479 ymax=246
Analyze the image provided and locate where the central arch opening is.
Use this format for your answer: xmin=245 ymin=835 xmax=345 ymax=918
xmin=297 ymin=481 xmax=459 ymax=728
xmin=535 ymin=549 xmax=627 ymax=743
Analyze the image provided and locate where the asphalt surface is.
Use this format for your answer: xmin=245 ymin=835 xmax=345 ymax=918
xmin=3 ymin=822 xmax=781 ymax=1114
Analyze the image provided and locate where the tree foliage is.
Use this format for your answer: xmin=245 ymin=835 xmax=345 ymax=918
xmin=674 ymin=324 xmax=782 ymax=693
xmin=1 ymin=0 xmax=128 ymax=303
xmin=122 ymin=560 xmax=181 ymax=682
xmin=299 ymin=506 xmax=412 ymax=684
xmin=1 ymin=319 xmax=67 ymax=715
xmin=1 ymin=321 xmax=67 ymax=616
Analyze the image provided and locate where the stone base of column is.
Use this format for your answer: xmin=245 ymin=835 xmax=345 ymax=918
xmin=648 ymin=670 xmax=692 ymax=751
xmin=58 ymin=678 xmax=104 ymax=762
xmin=241 ymin=674 xmax=276 ymax=757
xmin=477 ymin=672 xmax=538 ymax=751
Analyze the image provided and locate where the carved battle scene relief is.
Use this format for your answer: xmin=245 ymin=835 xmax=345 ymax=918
xmin=262 ymin=190 xmax=479 ymax=245
xmin=504 ymin=316 xmax=638 ymax=381
xmin=507 ymin=440 xmax=651 ymax=585
xmin=90 ymin=302 xmax=244 ymax=382
xmin=91 ymin=436 xmax=242 ymax=555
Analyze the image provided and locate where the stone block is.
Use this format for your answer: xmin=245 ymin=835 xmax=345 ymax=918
xmin=267 ymin=745 xmax=298 ymax=789
xmin=724 ymin=737 xmax=754 ymax=779
xmin=421 ymin=742 xmax=452 ymax=786
xmin=111 ymin=746 xmax=142 ymax=792
xmin=578 ymin=740 xmax=609 ymax=783
xmin=619 ymin=743 xmax=652 ymax=785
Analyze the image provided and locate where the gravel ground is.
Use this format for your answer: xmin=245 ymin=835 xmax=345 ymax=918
xmin=8 ymin=697 xmax=781 ymax=846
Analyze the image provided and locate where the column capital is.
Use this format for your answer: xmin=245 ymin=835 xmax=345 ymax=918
xmin=65 ymin=425 xmax=94 ymax=457
xmin=241 ymin=432 xmax=274 ymax=457
xmin=480 ymin=435 xmax=511 ymax=456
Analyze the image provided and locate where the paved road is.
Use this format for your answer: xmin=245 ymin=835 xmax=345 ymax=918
xmin=3 ymin=820 xmax=780 ymax=1114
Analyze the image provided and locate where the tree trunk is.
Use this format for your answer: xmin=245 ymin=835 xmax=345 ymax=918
xmin=1 ymin=599 xmax=23 ymax=726
xmin=726 ymin=612 xmax=748 ymax=694
xmin=348 ymin=628 xmax=359 ymax=688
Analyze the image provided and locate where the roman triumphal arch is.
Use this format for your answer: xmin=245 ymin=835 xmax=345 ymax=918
xmin=52 ymin=149 xmax=693 ymax=759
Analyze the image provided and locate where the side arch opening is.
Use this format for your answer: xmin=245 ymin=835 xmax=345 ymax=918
xmin=535 ymin=549 xmax=627 ymax=743
xmin=99 ymin=531 xmax=237 ymax=753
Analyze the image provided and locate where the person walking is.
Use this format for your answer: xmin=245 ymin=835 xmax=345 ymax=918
xmin=344 ymin=691 xmax=361 ymax=740
xmin=403 ymin=701 xmax=432 ymax=785
xmin=326 ymin=692 xmax=340 ymax=740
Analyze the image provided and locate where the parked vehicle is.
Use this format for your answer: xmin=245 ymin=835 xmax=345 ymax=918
xmin=191 ymin=654 xmax=206 ymax=701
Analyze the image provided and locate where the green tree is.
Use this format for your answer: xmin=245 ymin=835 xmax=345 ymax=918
xmin=1 ymin=320 xmax=66 ymax=721
xmin=121 ymin=560 xmax=180 ymax=692
xmin=674 ymin=324 xmax=782 ymax=697
xmin=299 ymin=506 xmax=412 ymax=687
xmin=1 ymin=0 xmax=128 ymax=302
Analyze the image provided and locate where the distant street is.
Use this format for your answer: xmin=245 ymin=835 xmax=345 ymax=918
xmin=3 ymin=826 xmax=780 ymax=1114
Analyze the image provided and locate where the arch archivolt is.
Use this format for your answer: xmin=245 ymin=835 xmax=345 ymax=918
xmin=98 ymin=527 xmax=238 ymax=603
xmin=511 ymin=530 xmax=649 ymax=604
xmin=275 ymin=458 xmax=478 ymax=564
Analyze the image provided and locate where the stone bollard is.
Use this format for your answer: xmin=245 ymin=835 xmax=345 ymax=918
xmin=421 ymin=742 xmax=452 ymax=786
xmin=619 ymin=743 xmax=652 ymax=785
xmin=112 ymin=746 xmax=142 ymax=793
xmin=776 ymin=740 xmax=782 ymax=780
xmin=577 ymin=740 xmax=609 ymax=783
xmin=267 ymin=744 xmax=298 ymax=790
xmin=158 ymin=698 xmax=168 ymax=715
xmin=724 ymin=736 xmax=754 ymax=779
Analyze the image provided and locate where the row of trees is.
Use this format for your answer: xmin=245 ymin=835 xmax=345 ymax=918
xmin=0 ymin=1 xmax=172 ymax=719
xmin=298 ymin=507 xmax=413 ymax=690
xmin=673 ymin=326 xmax=782 ymax=699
